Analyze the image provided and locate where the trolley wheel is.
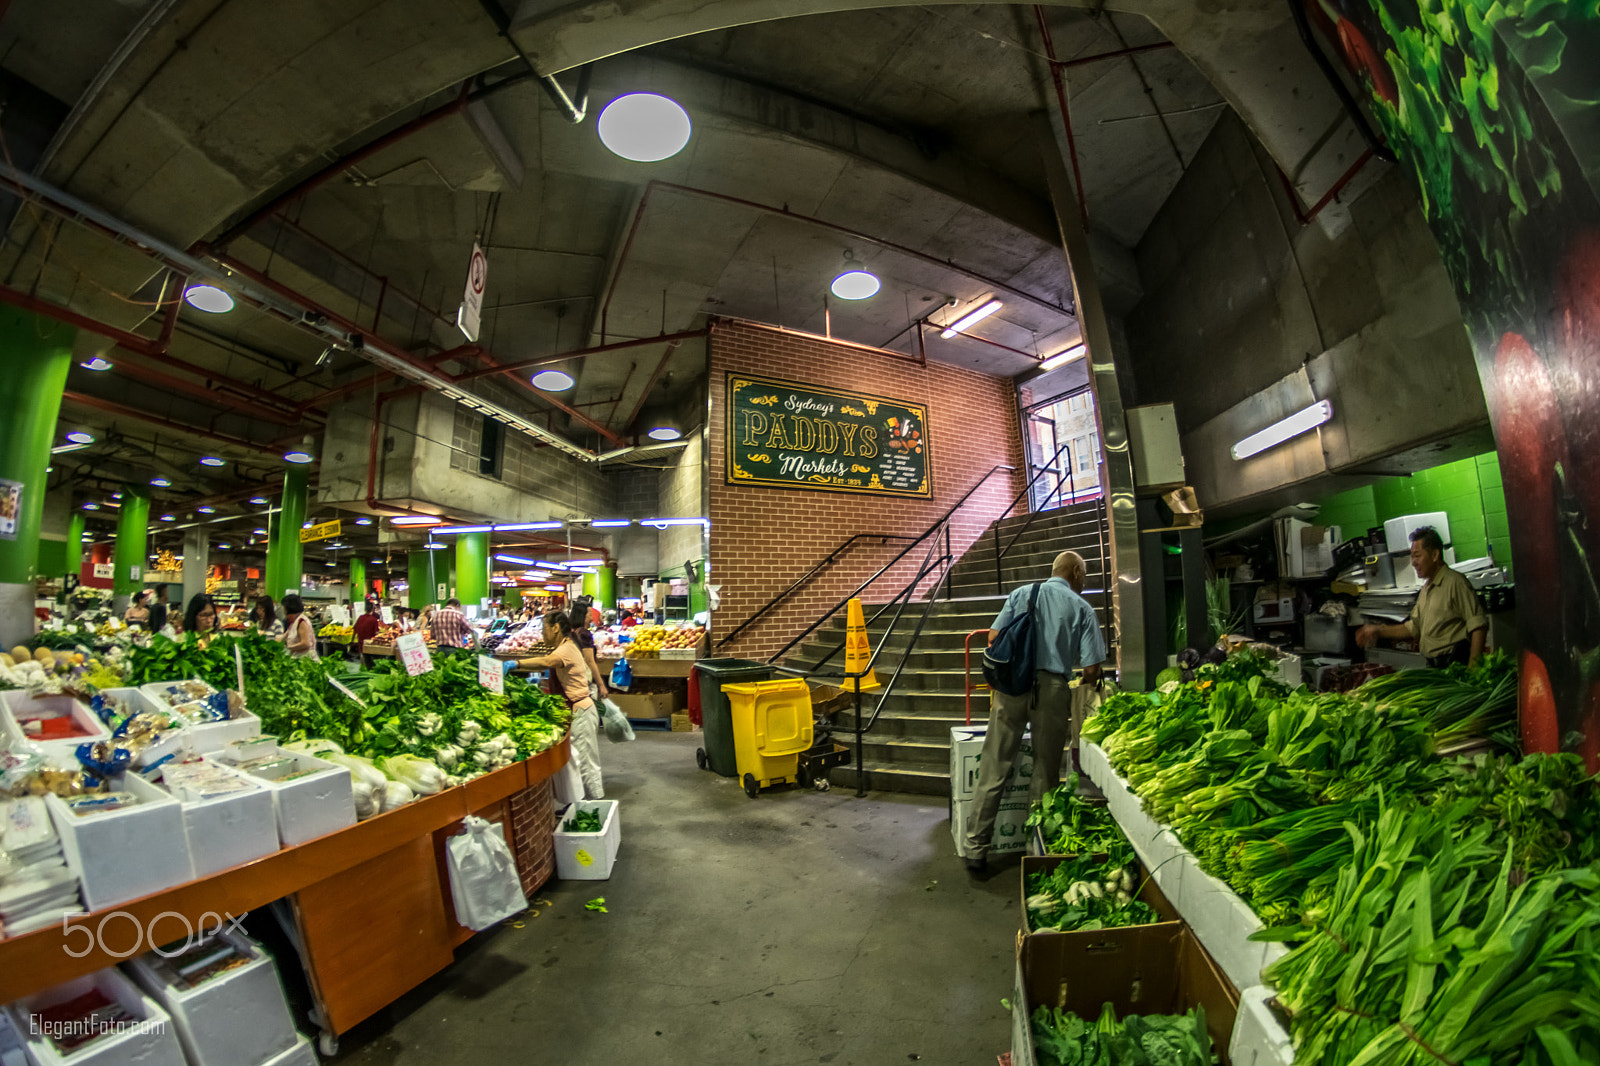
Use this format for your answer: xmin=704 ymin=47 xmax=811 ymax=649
xmin=795 ymin=764 xmax=811 ymax=788
xmin=742 ymin=773 xmax=760 ymax=798
xmin=319 ymin=1029 xmax=339 ymax=1057
xmin=695 ymin=748 xmax=708 ymax=770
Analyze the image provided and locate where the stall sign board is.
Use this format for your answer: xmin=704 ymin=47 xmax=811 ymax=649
xmin=726 ymin=373 xmax=930 ymax=498
xmin=457 ymin=242 xmax=487 ymax=342
xmin=299 ymin=520 xmax=341 ymax=544
xmin=0 ymin=478 xmax=21 ymax=539
xmin=380 ymin=606 xmax=394 ymax=624
xmin=396 ymin=632 xmax=434 ymax=676
xmin=92 ymin=563 xmax=113 ymax=579
xmin=478 ymin=655 xmax=504 ymax=694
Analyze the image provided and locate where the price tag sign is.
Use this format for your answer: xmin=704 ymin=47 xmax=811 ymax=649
xmin=380 ymin=606 xmax=394 ymax=624
xmin=478 ymin=655 xmax=505 ymax=694
xmin=396 ymin=632 xmax=434 ymax=676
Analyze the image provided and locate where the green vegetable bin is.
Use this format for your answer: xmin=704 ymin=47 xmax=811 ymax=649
xmin=694 ymin=658 xmax=774 ymax=776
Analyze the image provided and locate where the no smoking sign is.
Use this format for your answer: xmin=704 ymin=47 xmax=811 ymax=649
xmin=456 ymin=241 xmax=488 ymax=341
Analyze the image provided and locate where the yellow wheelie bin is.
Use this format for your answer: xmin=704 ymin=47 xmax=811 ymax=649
xmin=720 ymin=678 xmax=815 ymax=797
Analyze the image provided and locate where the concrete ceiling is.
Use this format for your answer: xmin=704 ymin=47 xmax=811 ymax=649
xmin=0 ymin=0 xmax=1361 ymax=555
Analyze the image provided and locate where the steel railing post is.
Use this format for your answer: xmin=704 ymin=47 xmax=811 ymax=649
xmin=853 ymin=684 xmax=865 ymax=798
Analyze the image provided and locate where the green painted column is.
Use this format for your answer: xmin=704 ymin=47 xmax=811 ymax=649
xmin=111 ymin=494 xmax=150 ymax=603
xmin=348 ymin=557 xmax=367 ymax=602
xmin=592 ymin=566 xmax=615 ymax=610
xmin=455 ymin=531 xmax=489 ymax=610
xmin=66 ymin=512 xmax=85 ymax=578
xmin=443 ymin=553 xmax=456 ymax=602
xmin=266 ymin=468 xmax=308 ymax=598
xmin=407 ymin=551 xmax=435 ymax=610
xmin=0 ymin=309 xmax=75 ymax=649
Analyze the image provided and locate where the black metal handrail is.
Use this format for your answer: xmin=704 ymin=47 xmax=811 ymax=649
xmin=991 ymin=438 xmax=1074 ymax=593
xmin=759 ymin=464 xmax=1016 ymax=666
xmin=714 ymin=532 xmax=918 ymax=650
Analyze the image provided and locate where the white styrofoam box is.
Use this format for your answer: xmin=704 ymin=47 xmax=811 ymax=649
xmin=1180 ymin=865 xmax=1273 ymax=991
xmin=0 ymin=1008 xmax=29 ymax=1066
xmin=1 ymin=692 xmax=110 ymax=760
xmin=1078 ymin=741 xmax=1112 ymax=789
xmin=258 ymin=1033 xmax=317 ymax=1066
xmin=555 ymin=799 xmax=619 ymax=879
xmin=97 ymin=688 xmax=191 ymax=769
xmin=127 ymin=928 xmax=297 ymax=1066
xmin=45 ymin=773 xmax=191 ymax=911
xmin=6 ymin=966 xmax=186 ymax=1066
xmin=1231 ymin=986 xmax=1295 ymax=1066
xmin=951 ymin=795 xmax=1030 ymax=858
xmin=137 ymin=682 xmax=263 ymax=753
xmin=163 ymin=761 xmax=279 ymax=879
xmin=949 ymin=726 xmax=1034 ymax=802
xmin=220 ymin=748 xmax=355 ymax=847
xmin=1384 ymin=512 xmax=1451 ymax=555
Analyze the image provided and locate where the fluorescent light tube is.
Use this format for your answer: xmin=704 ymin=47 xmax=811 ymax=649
xmin=641 ymin=517 xmax=710 ymax=527
xmin=1231 ymin=400 xmax=1333 ymax=461
xmin=434 ymin=524 xmax=494 ymax=534
xmin=391 ymin=516 xmax=441 ymax=526
xmin=564 ymin=558 xmax=605 ymax=566
xmin=495 ymin=521 xmax=564 ymax=531
xmin=1039 ymin=345 xmax=1086 ymax=371
xmin=588 ymin=519 xmax=631 ymax=528
xmin=495 ymin=554 xmax=538 ymax=565
xmin=940 ymin=299 xmax=1002 ymax=338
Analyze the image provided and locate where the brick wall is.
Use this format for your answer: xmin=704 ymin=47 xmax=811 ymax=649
xmin=710 ymin=320 xmax=1024 ymax=659
xmin=508 ymin=780 xmax=556 ymax=896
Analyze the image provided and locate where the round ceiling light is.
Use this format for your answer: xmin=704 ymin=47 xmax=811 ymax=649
xmin=252 ymin=528 xmax=267 ymax=535
xmin=831 ymin=271 xmax=881 ymax=300
xmin=65 ymin=430 xmax=94 ymax=445
xmin=160 ymin=514 xmax=175 ymax=522
xmin=196 ymin=506 xmax=215 ymax=514
xmin=82 ymin=502 xmax=100 ymax=511
xmin=216 ymin=543 xmax=231 ymax=550
xmin=248 ymin=497 xmax=269 ymax=505
xmin=79 ymin=357 xmax=113 ymax=372
xmin=184 ymin=285 xmax=235 ymax=313
xmin=597 ymin=93 xmax=692 ymax=162
xmin=647 ymin=426 xmax=682 ymax=441
xmin=355 ymin=518 xmax=373 ymax=526
xmin=531 ymin=370 xmax=575 ymax=392
xmin=149 ymin=477 xmax=171 ymax=487
xmin=199 ymin=456 xmax=225 ymax=467
xmin=283 ymin=451 xmax=314 ymax=464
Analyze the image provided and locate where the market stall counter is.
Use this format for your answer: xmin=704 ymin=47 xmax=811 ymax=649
xmin=0 ymin=743 xmax=569 ymax=1054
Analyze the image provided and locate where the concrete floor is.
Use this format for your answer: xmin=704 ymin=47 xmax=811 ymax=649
xmin=335 ymin=730 xmax=1022 ymax=1065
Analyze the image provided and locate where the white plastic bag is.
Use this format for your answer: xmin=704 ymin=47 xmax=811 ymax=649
xmin=552 ymin=758 xmax=583 ymax=807
xmin=446 ymin=816 xmax=528 ymax=931
xmin=601 ymin=698 xmax=635 ymax=743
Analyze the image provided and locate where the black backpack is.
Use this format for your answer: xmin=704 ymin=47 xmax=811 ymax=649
xmin=983 ymin=582 xmax=1041 ymax=697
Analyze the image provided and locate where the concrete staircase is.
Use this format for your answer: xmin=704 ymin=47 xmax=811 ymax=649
xmin=784 ymin=501 xmax=1111 ymax=795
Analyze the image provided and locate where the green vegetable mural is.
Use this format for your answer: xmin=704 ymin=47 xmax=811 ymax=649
xmin=1306 ymin=0 xmax=1600 ymax=761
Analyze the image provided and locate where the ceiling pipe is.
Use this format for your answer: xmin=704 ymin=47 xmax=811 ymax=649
xmin=1275 ymin=147 xmax=1377 ymax=225
xmin=472 ymin=0 xmax=592 ymax=125
xmin=1035 ymin=7 xmax=1089 ymax=227
xmin=598 ymin=181 xmax=1076 ymax=346
xmin=451 ymin=329 xmax=709 ymax=384
xmin=1284 ymin=0 xmax=1397 ymax=165
xmin=62 ymin=391 xmax=285 ymax=457
xmin=620 ymin=341 xmax=681 ymax=434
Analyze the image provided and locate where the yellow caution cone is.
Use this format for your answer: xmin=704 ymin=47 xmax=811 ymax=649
xmin=844 ymin=597 xmax=881 ymax=692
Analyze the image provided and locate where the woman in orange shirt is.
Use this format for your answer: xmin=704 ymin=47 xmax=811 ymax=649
xmin=518 ymin=610 xmax=603 ymax=799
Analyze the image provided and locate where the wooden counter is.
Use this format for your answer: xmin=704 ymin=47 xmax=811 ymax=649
xmin=0 ymin=742 xmax=571 ymax=1040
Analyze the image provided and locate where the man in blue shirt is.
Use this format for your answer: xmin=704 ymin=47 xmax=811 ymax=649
xmin=963 ymin=550 xmax=1106 ymax=874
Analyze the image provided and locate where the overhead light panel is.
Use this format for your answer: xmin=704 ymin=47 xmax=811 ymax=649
xmin=81 ymin=502 xmax=99 ymax=511
xmin=391 ymin=516 xmax=442 ymax=527
xmin=587 ymin=519 xmax=631 ymax=528
xmin=565 ymin=557 xmax=605 ymax=566
xmin=64 ymin=431 xmax=94 ymax=445
xmin=160 ymin=514 xmax=175 ymax=522
xmin=597 ymin=93 xmax=692 ymax=162
xmin=830 ymin=271 xmax=880 ymax=300
xmin=252 ymin=528 xmax=267 ymax=535
xmin=249 ymin=497 xmax=270 ymax=505
xmin=150 ymin=477 xmax=171 ymax=487
xmin=544 ymin=584 xmax=567 ymax=592
xmin=495 ymin=554 xmax=538 ymax=566
xmin=434 ymin=524 xmax=495 ymax=534
xmin=940 ymin=298 xmax=1002 ymax=338
xmin=531 ymin=370 xmax=574 ymax=392
xmin=50 ymin=443 xmax=90 ymax=454
xmin=79 ymin=357 xmax=113 ymax=371
xmin=184 ymin=284 xmax=235 ymax=313
xmin=422 ymin=543 xmax=448 ymax=550
xmin=283 ymin=450 xmax=314 ymax=464
xmin=496 ymin=521 xmax=564 ymax=531
xmin=646 ymin=427 xmax=682 ymax=442
xmin=642 ymin=517 xmax=710 ymax=527
xmin=1039 ymin=345 xmax=1087 ymax=371
xmin=1231 ymin=400 xmax=1333 ymax=461
xmin=199 ymin=456 xmax=225 ymax=467
xmin=355 ymin=518 xmax=373 ymax=526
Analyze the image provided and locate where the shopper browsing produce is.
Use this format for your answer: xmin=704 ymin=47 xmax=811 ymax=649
xmin=1356 ymin=526 xmax=1488 ymax=667
xmin=182 ymin=594 xmax=220 ymax=643
xmin=964 ymin=550 xmax=1106 ymax=876
xmin=249 ymin=595 xmax=284 ymax=638
xmin=282 ymin=594 xmax=319 ymax=660
xmin=148 ymin=585 xmax=170 ymax=634
xmin=431 ymin=598 xmax=477 ymax=649
xmin=518 ymin=610 xmax=603 ymax=798
xmin=123 ymin=590 xmax=152 ymax=630
xmin=353 ymin=601 xmax=382 ymax=646
xmin=570 ymin=596 xmax=609 ymax=701
xmin=418 ymin=603 xmax=436 ymax=641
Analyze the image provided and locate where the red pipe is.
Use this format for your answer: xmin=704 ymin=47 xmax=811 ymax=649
xmin=101 ymin=358 xmax=305 ymax=426
xmin=451 ymin=329 xmax=709 ymax=384
xmin=599 ymin=184 xmax=657 ymax=344
xmin=1035 ymin=7 xmax=1089 ymax=227
xmin=1056 ymin=41 xmax=1175 ymax=69
xmin=1276 ymin=148 xmax=1377 ymax=225
xmin=62 ymin=391 xmax=283 ymax=456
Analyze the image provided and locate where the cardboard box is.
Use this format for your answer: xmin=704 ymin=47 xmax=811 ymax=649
xmin=611 ymin=691 xmax=681 ymax=719
xmin=127 ymin=929 xmax=298 ymax=1066
xmin=215 ymin=748 xmax=354 ymax=847
xmin=554 ymin=799 xmax=619 ymax=880
xmin=6 ymin=966 xmax=186 ymax=1066
xmin=1011 ymin=923 xmax=1237 ymax=1066
xmin=670 ymin=713 xmax=693 ymax=732
xmin=950 ymin=725 xmax=1034 ymax=802
xmin=46 ymin=773 xmax=191 ymax=911
xmin=1163 ymin=485 xmax=1203 ymax=527
xmin=1019 ymin=854 xmax=1180 ymax=934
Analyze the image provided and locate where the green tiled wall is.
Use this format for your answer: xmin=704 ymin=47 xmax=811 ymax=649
xmin=1311 ymin=450 xmax=1512 ymax=572
xmin=36 ymin=537 xmax=65 ymax=578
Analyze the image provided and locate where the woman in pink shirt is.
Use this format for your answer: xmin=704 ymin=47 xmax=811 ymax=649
xmin=518 ymin=611 xmax=603 ymax=799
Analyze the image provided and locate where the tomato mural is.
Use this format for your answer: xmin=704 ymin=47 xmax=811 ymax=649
xmin=1307 ymin=0 xmax=1600 ymax=764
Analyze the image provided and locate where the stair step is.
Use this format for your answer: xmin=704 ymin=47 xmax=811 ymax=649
xmin=826 ymin=763 xmax=950 ymax=796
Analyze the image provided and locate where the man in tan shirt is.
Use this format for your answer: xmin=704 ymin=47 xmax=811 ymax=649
xmin=1356 ymin=526 xmax=1487 ymax=667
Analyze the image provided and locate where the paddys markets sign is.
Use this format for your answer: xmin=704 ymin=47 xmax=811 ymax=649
xmin=726 ymin=373 xmax=930 ymax=499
